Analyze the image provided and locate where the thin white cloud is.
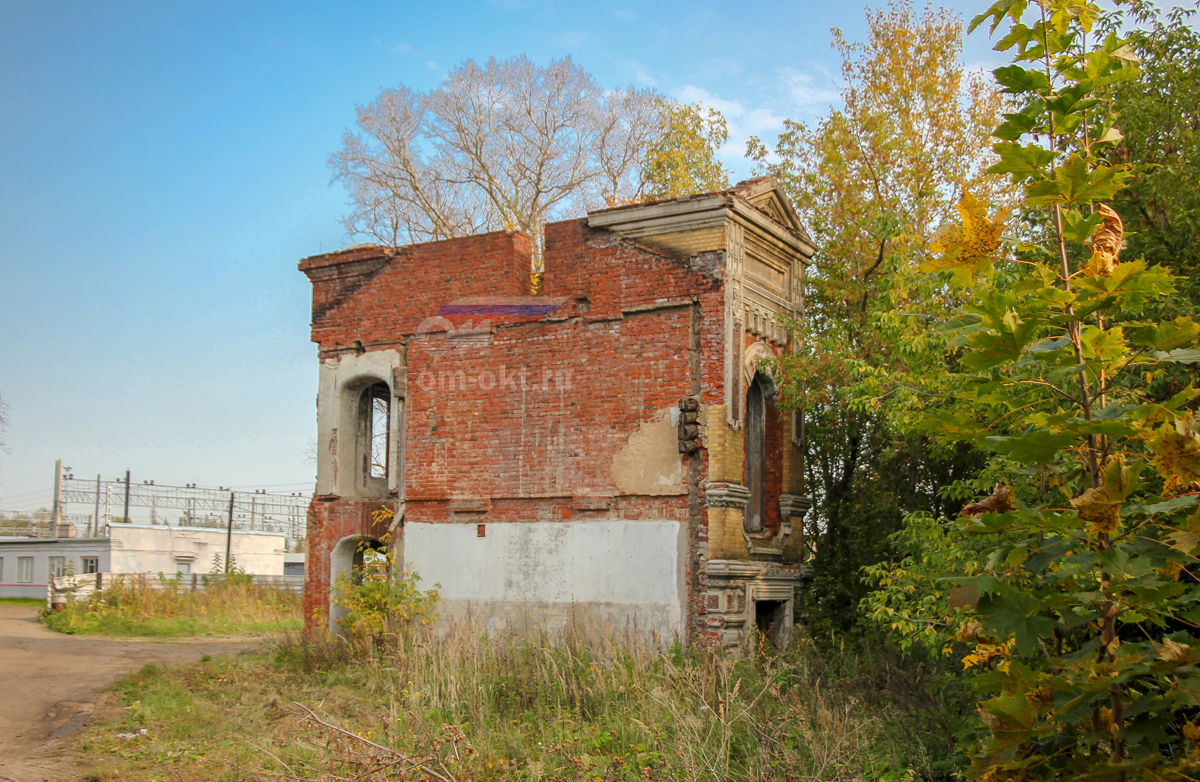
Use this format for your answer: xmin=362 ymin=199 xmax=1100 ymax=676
xmin=962 ymin=57 xmax=1007 ymax=79
xmin=704 ymin=57 xmax=744 ymax=77
xmin=392 ymin=42 xmax=415 ymax=55
xmin=778 ymin=67 xmax=839 ymax=110
xmin=674 ymin=85 xmax=744 ymax=118
xmin=613 ymin=9 xmax=637 ymax=21
xmin=425 ymin=60 xmax=442 ymax=71
xmin=554 ymin=31 xmax=592 ymax=48
xmin=612 ymin=57 xmax=658 ymax=88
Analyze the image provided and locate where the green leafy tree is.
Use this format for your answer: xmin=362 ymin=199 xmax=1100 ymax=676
xmin=1103 ymin=1 xmax=1200 ymax=315
xmin=908 ymin=0 xmax=1200 ymax=777
xmin=747 ymin=0 xmax=1013 ymax=632
xmin=641 ymin=101 xmax=730 ymax=200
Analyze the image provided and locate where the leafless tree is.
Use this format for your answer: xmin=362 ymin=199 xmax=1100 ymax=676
xmin=329 ymin=56 xmax=664 ymax=253
xmin=0 ymin=393 xmax=9 ymax=454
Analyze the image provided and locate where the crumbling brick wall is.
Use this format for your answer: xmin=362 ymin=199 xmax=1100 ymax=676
xmin=300 ymin=182 xmax=813 ymax=646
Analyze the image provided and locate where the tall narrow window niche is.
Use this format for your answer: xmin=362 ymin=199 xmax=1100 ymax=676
xmin=744 ymin=373 xmax=768 ymax=533
xmin=358 ymin=381 xmax=391 ymax=494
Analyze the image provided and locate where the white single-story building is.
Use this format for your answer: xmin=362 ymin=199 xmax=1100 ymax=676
xmin=0 ymin=523 xmax=288 ymax=599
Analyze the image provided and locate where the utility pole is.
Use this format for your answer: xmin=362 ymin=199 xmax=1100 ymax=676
xmin=51 ymin=459 xmax=63 ymax=539
xmin=225 ymin=492 xmax=235 ymax=573
xmin=123 ymin=470 xmax=131 ymax=525
xmin=92 ymin=474 xmax=101 ymax=538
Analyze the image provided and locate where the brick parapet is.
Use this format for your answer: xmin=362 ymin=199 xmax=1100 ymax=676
xmin=302 ymin=231 xmax=535 ymax=349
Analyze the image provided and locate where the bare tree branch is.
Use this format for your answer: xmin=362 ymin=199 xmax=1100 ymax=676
xmin=0 ymin=392 xmax=9 ymax=454
xmin=329 ymin=56 xmax=665 ymax=257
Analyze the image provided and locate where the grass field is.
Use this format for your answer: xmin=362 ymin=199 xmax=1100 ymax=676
xmin=0 ymin=597 xmax=46 ymax=607
xmin=77 ymin=624 xmax=967 ymax=782
xmin=42 ymin=575 xmax=302 ymax=637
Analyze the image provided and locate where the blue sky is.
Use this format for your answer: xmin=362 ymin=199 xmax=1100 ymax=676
xmin=0 ymin=0 xmax=1007 ymax=509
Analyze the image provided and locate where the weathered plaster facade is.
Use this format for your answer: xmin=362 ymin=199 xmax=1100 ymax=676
xmin=300 ymin=178 xmax=815 ymax=647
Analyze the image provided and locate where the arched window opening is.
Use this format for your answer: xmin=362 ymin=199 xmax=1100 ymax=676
xmin=359 ymin=382 xmax=390 ymax=482
xmin=745 ymin=373 xmax=767 ymax=533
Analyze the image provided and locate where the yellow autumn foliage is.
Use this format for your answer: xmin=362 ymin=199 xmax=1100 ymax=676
xmin=923 ymin=193 xmax=1009 ymax=285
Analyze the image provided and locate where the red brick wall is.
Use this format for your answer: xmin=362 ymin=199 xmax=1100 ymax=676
xmin=301 ymin=218 xmax=750 ymax=639
xmin=403 ymin=310 xmax=694 ymax=506
xmin=542 ymin=219 xmax=722 ymax=316
xmin=301 ymin=231 xmax=535 ymax=348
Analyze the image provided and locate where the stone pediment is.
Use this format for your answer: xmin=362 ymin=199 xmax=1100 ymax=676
xmin=585 ymin=177 xmax=815 ymax=260
xmin=733 ymin=178 xmax=814 ymax=246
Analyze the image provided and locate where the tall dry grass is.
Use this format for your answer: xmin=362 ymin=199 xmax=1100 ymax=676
xmin=269 ymin=621 xmax=913 ymax=781
xmin=44 ymin=573 xmax=301 ymax=636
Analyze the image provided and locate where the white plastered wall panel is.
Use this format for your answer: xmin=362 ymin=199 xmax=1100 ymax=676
xmin=404 ymin=520 xmax=687 ymax=643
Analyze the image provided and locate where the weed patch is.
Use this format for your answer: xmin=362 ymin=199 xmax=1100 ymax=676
xmin=43 ymin=575 xmax=301 ymax=637
xmin=81 ymin=625 xmax=952 ymax=781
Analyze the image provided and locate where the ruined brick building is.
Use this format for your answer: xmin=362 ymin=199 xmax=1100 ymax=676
xmin=299 ymin=177 xmax=814 ymax=646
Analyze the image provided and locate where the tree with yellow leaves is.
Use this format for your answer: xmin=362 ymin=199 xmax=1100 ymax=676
xmin=747 ymin=0 xmax=1015 ymax=635
xmin=641 ymin=101 xmax=730 ymax=201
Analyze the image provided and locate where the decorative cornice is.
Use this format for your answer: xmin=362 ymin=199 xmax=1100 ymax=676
xmin=705 ymin=559 xmax=766 ymax=578
xmin=779 ymin=494 xmax=812 ymax=519
xmin=705 ymin=482 xmax=750 ymax=509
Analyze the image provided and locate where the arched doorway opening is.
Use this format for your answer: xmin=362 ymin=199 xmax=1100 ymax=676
xmin=328 ymin=534 xmax=386 ymax=633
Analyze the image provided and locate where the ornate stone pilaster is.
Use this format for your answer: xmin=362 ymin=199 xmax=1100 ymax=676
xmin=725 ymin=222 xmax=745 ymax=429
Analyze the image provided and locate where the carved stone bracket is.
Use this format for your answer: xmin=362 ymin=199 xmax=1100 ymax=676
xmin=704 ymin=482 xmax=751 ymax=509
xmin=779 ymin=493 xmax=812 ymax=519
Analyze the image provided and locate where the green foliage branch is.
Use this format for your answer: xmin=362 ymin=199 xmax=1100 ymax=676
xmin=903 ymin=0 xmax=1200 ymax=777
xmin=1101 ymin=0 xmax=1200 ymax=316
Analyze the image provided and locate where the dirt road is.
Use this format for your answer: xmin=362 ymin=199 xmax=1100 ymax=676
xmin=0 ymin=603 xmax=258 ymax=782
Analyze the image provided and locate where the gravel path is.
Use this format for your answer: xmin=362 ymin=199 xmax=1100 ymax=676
xmin=0 ymin=603 xmax=258 ymax=782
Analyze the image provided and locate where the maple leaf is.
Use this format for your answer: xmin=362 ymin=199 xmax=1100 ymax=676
xmin=1148 ymin=412 xmax=1200 ymax=495
xmin=1160 ymin=638 xmax=1198 ymax=665
xmin=922 ymin=193 xmax=1009 ymax=286
xmin=1070 ymin=457 xmax=1139 ymax=535
xmin=962 ymin=485 xmax=1014 ymax=517
xmin=1090 ymin=203 xmax=1124 ymax=258
xmin=1081 ymin=203 xmax=1124 ymax=277
xmin=1085 ymin=250 xmax=1116 ymax=277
